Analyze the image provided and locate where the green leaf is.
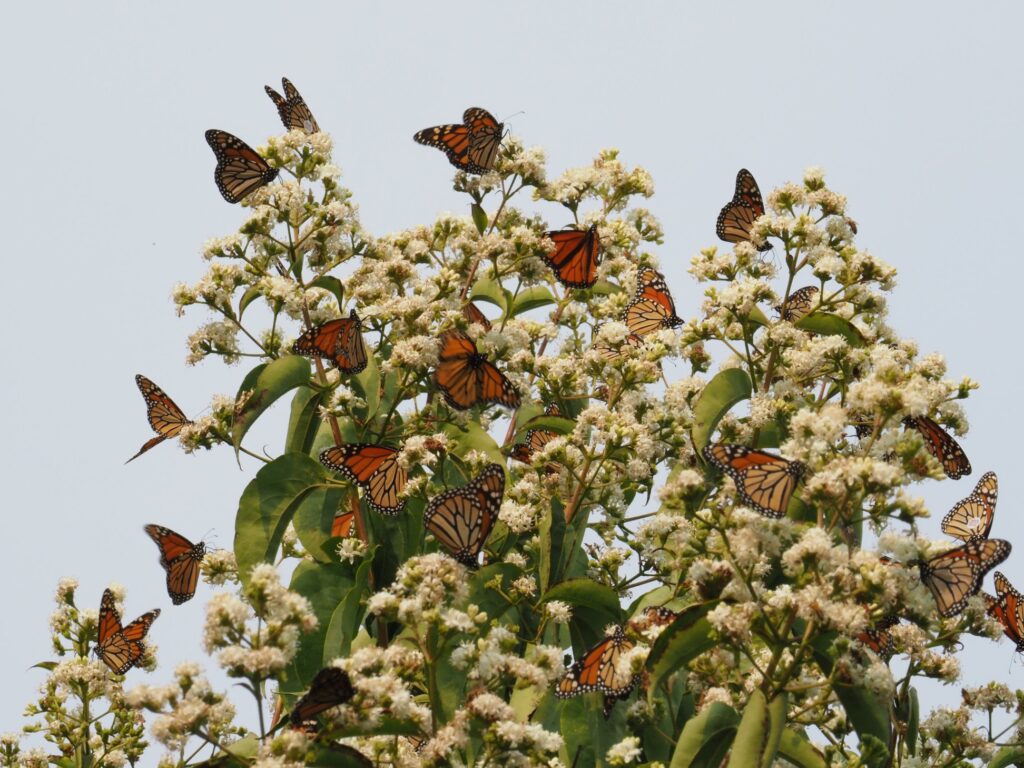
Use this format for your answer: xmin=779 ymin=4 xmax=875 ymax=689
xmin=990 ymin=746 xmax=1024 ymax=768
xmin=190 ymin=735 xmax=260 ymax=767
xmin=646 ymin=603 xmax=718 ymax=699
xmin=232 ymin=356 xmax=312 ymax=454
xmin=543 ymin=578 xmax=622 ymax=617
xmin=471 ymin=203 xmax=488 ymax=234
xmin=464 ymin=562 xmax=520 ymax=621
xmin=776 ymin=728 xmax=826 ymax=768
xmin=234 ymin=453 xmax=327 ymax=585
xmin=323 ymin=557 xmax=373 ymax=663
xmin=351 ymin=351 xmax=381 ymax=418
xmin=30 ymin=661 xmax=57 ymax=671
xmin=470 ymin=277 xmax=508 ymax=313
xmin=512 ymin=414 xmax=576 ymax=442
xmin=760 ymin=693 xmax=787 ymax=768
xmin=292 ymin=486 xmax=345 ymax=564
xmin=795 ymin=312 xmax=865 ymax=347
xmin=669 ymin=701 xmax=739 ymax=768
xmin=726 ymin=689 xmax=768 ymax=768
xmin=539 ymin=497 xmax=565 ymax=594
xmin=440 ymin=420 xmax=506 ymax=467
xmin=284 ymin=561 xmax=355 ymax=686
xmin=906 ymin=686 xmax=919 ymax=756
xmin=238 ymin=285 xmax=262 ymax=319
xmin=692 ymin=369 xmax=752 ymax=453
xmin=310 ymin=275 xmax=345 ymax=309
xmin=590 ymin=279 xmax=622 ymax=296
xmin=309 ymin=744 xmax=373 ymax=767
xmin=560 ymin=696 xmax=597 ymax=768
xmin=286 ymin=387 xmax=326 ymax=455
xmin=510 ymin=286 xmax=556 ymax=316
xmin=810 ymin=632 xmax=890 ymax=748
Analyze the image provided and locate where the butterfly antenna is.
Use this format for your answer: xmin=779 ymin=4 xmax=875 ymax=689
xmin=500 ymin=110 xmax=525 ymax=123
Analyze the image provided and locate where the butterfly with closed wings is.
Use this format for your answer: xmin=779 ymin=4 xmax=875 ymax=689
xmin=144 ymin=525 xmax=206 ymax=605
xmin=592 ymin=331 xmax=645 ymax=362
xmin=543 ymin=225 xmax=601 ymax=289
xmin=703 ymin=443 xmax=805 ymax=519
xmin=94 ymin=589 xmax=160 ymax=675
xmin=205 ymin=129 xmax=279 ymax=204
xmin=292 ymin=310 xmax=368 ymax=374
xmin=414 ymin=108 xmax=503 ymax=175
xmin=423 ymin=463 xmax=504 ymax=568
xmin=856 ymin=616 xmax=900 ymax=660
xmin=623 ymin=267 xmax=683 ymax=337
xmin=984 ymin=572 xmax=1024 ymax=652
xmin=320 ymin=444 xmax=407 ymax=516
xmin=435 ymin=330 xmax=520 ymax=410
xmin=716 ymin=168 xmax=771 ymax=252
xmin=265 ymin=77 xmax=319 ymax=134
xmin=942 ymin=472 xmax=997 ymax=543
xmin=775 ymin=286 xmax=819 ymax=322
xmin=127 ymin=374 xmax=193 ymax=463
xmin=290 ymin=666 xmax=355 ymax=728
xmin=903 ymin=415 xmax=971 ymax=479
xmin=918 ymin=538 xmax=1011 ymax=617
xmin=511 ymin=403 xmax=563 ymax=470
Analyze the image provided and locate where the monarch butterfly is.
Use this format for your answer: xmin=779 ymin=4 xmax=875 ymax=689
xmin=903 ymin=416 xmax=971 ymax=479
xmin=331 ymin=511 xmax=355 ymax=538
xmin=623 ymin=268 xmax=683 ymax=337
xmin=290 ymin=667 xmax=355 ymax=727
xmin=435 ymin=330 xmax=520 ymax=410
xmin=986 ymin=572 xmax=1024 ymax=651
xmin=204 ymin=129 xmax=279 ymax=204
xmin=543 ymin=226 xmax=601 ymax=289
xmin=144 ymin=525 xmax=206 ymax=605
xmin=593 ymin=332 xmax=645 ymax=361
xmin=423 ymin=463 xmax=504 ymax=568
xmin=716 ymin=168 xmax=771 ymax=252
xmin=941 ymin=472 xmax=997 ymax=542
xmin=627 ymin=606 xmax=678 ymax=633
xmin=127 ymin=374 xmax=193 ymax=463
xmin=555 ymin=625 xmax=639 ymax=718
xmin=511 ymin=403 xmax=562 ymax=468
xmin=94 ymin=589 xmax=160 ymax=675
xmin=320 ymin=444 xmax=407 ymax=515
xmin=463 ymin=302 xmax=493 ymax=331
xmin=264 ymin=77 xmax=319 ymax=134
xmin=703 ymin=443 xmax=805 ymax=519
xmin=292 ymin=310 xmax=368 ymax=374
xmin=413 ymin=108 xmax=503 ymax=175
xmin=775 ymin=286 xmax=819 ymax=322
xmin=855 ymin=616 xmax=899 ymax=660
xmin=918 ymin=538 xmax=1011 ymax=617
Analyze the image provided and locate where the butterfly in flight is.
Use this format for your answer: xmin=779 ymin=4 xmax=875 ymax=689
xmin=292 ymin=310 xmax=368 ymax=374
xmin=942 ymin=472 xmax=997 ymax=542
xmin=511 ymin=403 xmax=564 ymax=470
xmin=463 ymin=302 xmax=493 ymax=332
xmin=555 ymin=625 xmax=639 ymax=718
xmin=435 ymin=330 xmax=520 ymax=410
xmin=204 ymin=129 xmax=279 ymax=204
xmin=94 ymin=589 xmax=160 ymax=674
xmin=423 ymin=463 xmax=505 ymax=567
xmin=623 ymin=267 xmax=683 ymax=337
xmin=127 ymin=375 xmax=193 ymax=463
xmin=775 ymin=286 xmax=819 ymax=322
xmin=703 ymin=443 xmax=805 ymax=518
xmin=543 ymin=225 xmax=602 ymax=289
xmin=290 ymin=667 xmax=355 ymax=728
xmin=414 ymin=108 xmax=503 ymax=175
xmin=918 ymin=538 xmax=1010 ymax=617
xmin=144 ymin=525 xmax=206 ymax=605
xmin=592 ymin=331 xmax=645 ymax=362
xmin=320 ymin=444 xmax=408 ymax=516
xmin=716 ymin=168 xmax=770 ymax=252
xmin=985 ymin=572 xmax=1024 ymax=652
xmin=265 ymin=77 xmax=319 ymax=134
xmin=903 ymin=416 xmax=971 ymax=479
xmin=855 ymin=615 xmax=900 ymax=660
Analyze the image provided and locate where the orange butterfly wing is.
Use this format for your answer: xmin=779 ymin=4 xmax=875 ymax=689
xmin=941 ymin=472 xmax=996 ymax=542
xmin=435 ymin=331 xmax=520 ymax=410
xmin=703 ymin=443 xmax=804 ymax=518
xmin=624 ymin=271 xmax=682 ymax=337
xmin=414 ymin=108 xmax=503 ymax=175
xmin=127 ymin=375 xmax=192 ymax=463
xmin=144 ymin=524 xmax=206 ymax=604
xmin=775 ymin=286 xmax=819 ymax=321
xmin=716 ymin=168 xmax=770 ymax=251
xmin=331 ymin=512 xmax=355 ymax=538
xmin=291 ymin=667 xmax=355 ymax=727
xmin=904 ymin=416 xmax=971 ymax=479
xmin=423 ymin=464 xmax=504 ymax=567
xmin=292 ymin=311 xmax=368 ymax=374
xmin=95 ymin=589 xmax=160 ymax=674
xmin=919 ymin=538 xmax=1011 ymax=617
xmin=265 ymin=77 xmax=319 ymax=133
xmin=463 ymin=302 xmax=493 ymax=331
xmin=320 ymin=444 xmax=407 ymax=515
xmin=205 ymin=129 xmax=279 ymax=204
xmin=544 ymin=226 xmax=601 ymax=288
xmin=555 ymin=625 xmax=638 ymax=717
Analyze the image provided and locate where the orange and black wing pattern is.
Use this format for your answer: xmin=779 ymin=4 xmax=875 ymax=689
xmin=511 ymin=403 xmax=563 ymax=468
xmin=434 ymin=331 xmax=520 ymax=410
xmin=987 ymin=572 xmax=1024 ymax=652
xmin=291 ymin=667 xmax=355 ymax=727
xmin=903 ymin=416 xmax=971 ymax=479
xmin=414 ymin=107 xmax=503 ymax=175
xmin=292 ymin=310 xmax=368 ymax=374
xmin=856 ymin=616 xmax=899 ymax=660
xmin=320 ymin=444 xmax=407 ymax=515
xmin=942 ymin=472 xmax=997 ymax=542
xmin=144 ymin=524 xmax=206 ymax=605
xmin=716 ymin=168 xmax=770 ymax=251
xmin=463 ymin=302 xmax=493 ymax=331
xmin=128 ymin=375 xmax=192 ymax=463
xmin=205 ymin=129 xmax=278 ymax=204
xmin=95 ymin=589 xmax=160 ymax=675
xmin=555 ymin=625 xmax=638 ymax=717
xmin=775 ymin=286 xmax=819 ymax=322
xmin=624 ymin=267 xmax=683 ymax=337
xmin=265 ymin=77 xmax=319 ymax=133
xmin=919 ymin=538 xmax=1011 ymax=617
xmin=423 ymin=464 xmax=504 ymax=567
xmin=703 ymin=443 xmax=804 ymax=518
xmin=544 ymin=225 xmax=601 ymax=289
xmin=593 ymin=332 xmax=645 ymax=361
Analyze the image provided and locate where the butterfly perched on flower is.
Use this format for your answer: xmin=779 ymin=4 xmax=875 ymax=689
xmin=414 ymin=108 xmax=503 ymax=175
xmin=592 ymin=331 xmax=645 ymax=361
xmin=435 ymin=330 xmax=520 ymax=410
xmin=627 ymin=606 xmax=678 ymax=633
xmin=775 ymin=286 xmax=819 ymax=322
xmin=624 ymin=267 xmax=683 ymax=337
xmin=716 ymin=168 xmax=770 ymax=252
xmin=94 ymin=589 xmax=160 ymax=675
xmin=918 ymin=538 xmax=1010 ymax=617
xmin=903 ymin=416 xmax=971 ymax=479
xmin=984 ymin=572 xmax=1024 ymax=652
xmin=204 ymin=129 xmax=279 ymax=204
xmin=942 ymin=472 xmax=997 ymax=542
xmin=290 ymin=667 xmax=355 ymax=728
xmin=320 ymin=444 xmax=407 ymax=516
xmin=265 ymin=77 xmax=319 ymax=134
xmin=292 ymin=310 xmax=368 ymax=374
xmin=856 ymin=615 xmax=900 ymax=660
xmin=423 ymin=464 xmax=504 ymax=567
xmin=127 ymin=375 xmax=193 ymax=463
xmin=463 ymin=302 xmax=492 ymax=332
xmin=144 ymin=525 xmax=206 ymax=605
xmin=555 ymin=625 xmax=638 ymax=718
xmin=511 ymin=403 xmax=563 ymax=469
xmin=703 ymin=443 xmax=805 ymax=518
xmin=543 ymin=225 xmax=601 ymax=289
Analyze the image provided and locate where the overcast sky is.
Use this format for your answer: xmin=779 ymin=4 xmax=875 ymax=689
xmin=2 ymin=0 xmax=1023 ymax=752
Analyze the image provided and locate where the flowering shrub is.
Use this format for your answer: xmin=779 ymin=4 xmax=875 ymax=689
xmin=8 ymin=88 xmax=1024 ymax=768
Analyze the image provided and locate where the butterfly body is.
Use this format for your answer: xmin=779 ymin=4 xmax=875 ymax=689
xmin=716 ymin=168 xmax=770 ymax=251
xmin=423 ymin=464 xmax=504 ymax=567
xmin=128 ymin=374 xmax=192 ymax=463
xmin=703 ymin=443 xmax=804 ymax=518
xmin=292 ymin=310 xmax=368 ymax=374
xmin=265 ymin=77 xmax=319 ymax=133
xmin=95 ymin=589 xmax=160 ymax=674
xmin=144 ymin=525 xmax=206 ymax=604
xmin=435 ymin=330 xmax=520 ymax=410
xmin=320 ymin=444 xmax=407 ymax=515
xmin=205 ymin=129 xmax=278 ymax=204
xmin=414 ymin=108 xmax=503 ymax=175
xmin=543 ymin=226 xmax=601 ymax=288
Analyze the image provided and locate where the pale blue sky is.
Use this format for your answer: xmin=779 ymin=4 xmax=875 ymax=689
xmin=2 ymin=0 xmax=1023 ymax=750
